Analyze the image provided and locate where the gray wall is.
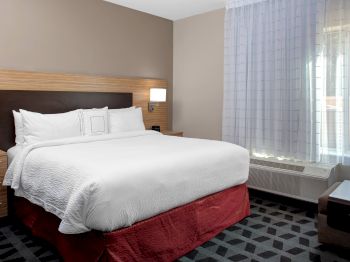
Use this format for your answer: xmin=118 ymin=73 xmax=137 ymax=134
xmin=0 ymin=0 xmax=173 ymax=125
xmin=173 ymin=9 xmax=225 ymax=140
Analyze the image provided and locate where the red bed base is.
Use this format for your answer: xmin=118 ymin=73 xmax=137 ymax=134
xmin=13 ymin=183 xmax=250 ymax=262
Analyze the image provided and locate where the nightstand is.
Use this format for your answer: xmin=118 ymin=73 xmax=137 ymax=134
xmin=0 ymin=151 xmax=7 ymax=217
xmin=161 ymin=130 xmax=183 ymax=137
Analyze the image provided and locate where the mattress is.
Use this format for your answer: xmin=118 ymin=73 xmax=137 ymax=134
xmin=4 ymin=130 xmax=249 ymax=234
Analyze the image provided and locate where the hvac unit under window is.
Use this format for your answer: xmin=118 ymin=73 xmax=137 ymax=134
xmin=248 ymin=158 xmax=338 ymax=203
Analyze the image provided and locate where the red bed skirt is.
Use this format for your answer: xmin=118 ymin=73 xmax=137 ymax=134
xmin=14 ymin=183 xmax=250 ymax=262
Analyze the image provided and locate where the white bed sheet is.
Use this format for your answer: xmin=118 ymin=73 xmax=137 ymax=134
xmin=7 ymin=146 xmax=24 ymax=165
xmin=4 ymin=131 xmax=249 ymax=234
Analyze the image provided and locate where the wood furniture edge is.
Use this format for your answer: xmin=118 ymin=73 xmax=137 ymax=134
xmin=161 ymin=130 xmax=184 ymax=137
xmin=0 ymin=150 xmax=8 ymax=217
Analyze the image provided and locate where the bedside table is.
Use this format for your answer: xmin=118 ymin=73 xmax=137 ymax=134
xmin=0 ymin=151 xmax=7 ymax=217
xmin=161 ymin=130 xmax=183 ymax=137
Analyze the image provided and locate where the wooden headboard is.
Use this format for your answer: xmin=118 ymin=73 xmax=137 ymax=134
xmin=0 ymin=69 xmax=169 ymax=151
xmin=0 ymin=90 xmax=132 ymax=151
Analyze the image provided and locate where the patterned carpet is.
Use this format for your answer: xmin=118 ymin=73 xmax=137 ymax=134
xmin=0 ymin=191 xmax=349 ymax=262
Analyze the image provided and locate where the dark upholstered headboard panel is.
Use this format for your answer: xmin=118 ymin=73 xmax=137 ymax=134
xmin=0 ymin=90 xmax=132 ymax=151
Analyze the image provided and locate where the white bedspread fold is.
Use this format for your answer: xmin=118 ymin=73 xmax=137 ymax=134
xmin=4 ymin=131 xmax=249 ymax=234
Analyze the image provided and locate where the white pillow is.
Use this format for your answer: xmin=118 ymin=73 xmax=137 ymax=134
xmin=81 ymin=107 xmax=109 ymax=136
xmin=108 ymin=106 xmax=135 ymax=113
xmin=12 ymin=110 xmax=25 ymax=145
xmin=20 ymin=109 xmax=83 ymax=144
xmin=109 ymin=107 xmax=145 ymax=133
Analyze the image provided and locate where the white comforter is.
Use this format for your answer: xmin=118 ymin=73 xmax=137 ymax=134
xmin=4 ymin=131 xmax=249 ymax=234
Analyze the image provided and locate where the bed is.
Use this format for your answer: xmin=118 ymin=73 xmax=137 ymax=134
xmin=0 ymin=79 xmax=250 ymax=261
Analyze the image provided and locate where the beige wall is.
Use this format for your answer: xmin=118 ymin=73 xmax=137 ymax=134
xmin=173 ymin=9 xmax=225 ymax=140
xmin=0 ymin=0 xmax=173 ymax=126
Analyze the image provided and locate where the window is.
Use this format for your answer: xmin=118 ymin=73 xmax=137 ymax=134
xmin=223 ymin=0 xmax=350 ymax=164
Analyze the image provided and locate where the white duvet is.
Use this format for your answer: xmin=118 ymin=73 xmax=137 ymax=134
xmin=4 ymin=131 xmax=249 ymax=234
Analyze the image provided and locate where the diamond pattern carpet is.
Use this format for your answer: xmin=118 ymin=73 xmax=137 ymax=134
xmin=0 ymin=191 xmax=349 ymax=262
xmin=178 ymin=192 xmax=350 ymax=262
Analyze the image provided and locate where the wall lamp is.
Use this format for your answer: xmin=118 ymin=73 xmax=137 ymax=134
xmin=149 ymin=88 xmax=167 ymax=112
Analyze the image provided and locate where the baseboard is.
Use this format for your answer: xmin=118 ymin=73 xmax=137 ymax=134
xmin=249 ymin=188 xmax=318 ymax=212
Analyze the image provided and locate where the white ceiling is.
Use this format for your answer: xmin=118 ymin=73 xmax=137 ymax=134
xmin=104 ymin=0 xmax=225 ymax=21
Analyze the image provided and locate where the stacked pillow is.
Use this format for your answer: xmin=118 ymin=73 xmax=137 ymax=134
xmin=109 ymin=107 xmax=145 ymax=133
xmin=81 ymin=107 xmax=109 ymax=136
xmin=13 ymin=106 xmax=146 ymax=146
xmin=14 ymin=109 xmax=82 ymax=145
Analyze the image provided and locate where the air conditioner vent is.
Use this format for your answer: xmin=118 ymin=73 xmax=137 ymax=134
xmin=250 ymin=158 xmax=305 ymax=172
xmin=248 ymin=157 xmax=337 ymax=203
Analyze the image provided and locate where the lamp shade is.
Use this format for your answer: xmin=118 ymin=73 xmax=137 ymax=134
xmin=150 ymin=88 xmax=167 ymax=102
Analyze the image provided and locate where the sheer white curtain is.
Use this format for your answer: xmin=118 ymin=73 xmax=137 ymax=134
xmin=223 ymin=0 xmax=350 ymax=164
xmin=318 ymin=0 xmax=350 ymax=164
